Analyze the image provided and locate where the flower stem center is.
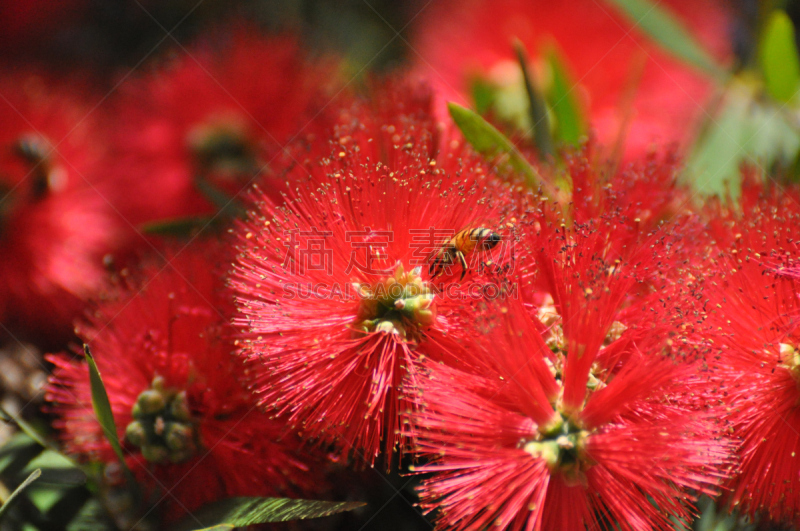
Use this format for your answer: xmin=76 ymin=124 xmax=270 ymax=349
xmin=354 ymin=264 xmax=436 ymax=342
xmin=523 ymin=412 xmax=589 ymax=484
xmin=124 ymin=376 xmax=197 ymax=464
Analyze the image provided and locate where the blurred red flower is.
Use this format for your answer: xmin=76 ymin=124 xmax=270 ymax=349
xmin=101 ymin=28 xmax=340 ymax=227
xmin=411 ymin=0 xmax=730 ymax=158
xmin=46 ymin=244 xmax=323 ymax=526
xmin=0 ymin=73 xmax=125 ymax=345
xmin=230 ymin=84 xmax=516 ymax=467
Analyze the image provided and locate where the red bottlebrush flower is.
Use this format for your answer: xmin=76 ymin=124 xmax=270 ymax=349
xmin=45 ymin=244 xmax=323 ymax=526
xmin=102 ymin=28 xmax=339 ymax=227
xmin=512 ymin=146 xmax=703 ymax=310
xmin=412 ymin=0 xmax=730 ymax=158
xmin=701 ymin=180 xmax=800 ymax=523
xmin=408 ymin=213 xmax=731 ymax=530
xmin=0 ymin=72 xmax=125 ymax=345
xmin=560 ymin=145 xmax=695 ymax=251
xmin=230 ymin=85 xmax=516 ymax=467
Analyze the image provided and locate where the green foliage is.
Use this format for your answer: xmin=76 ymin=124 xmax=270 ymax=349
xmin=141 ymin=216 xmax=216 ymax=237
xmin=173 ymin=497 xmax=365 ymax=531
xmin=686 ymin=79 xmax=800 ymax=199
xmin=759 ymin=10 xmax=800 ymax=102
xmin=447 ymin=102 xmax=552 ymax=196
xmin=85 ymin=345 xmax=128 ymax=473
xmin=604 ymin=0 xmax=724 ymax=78
xmin=514 ymin=40 xmax=553 ymax=157
xmin=0 ymin=432 xmax=109 ymax=530
xmin=692 ymin=496 xmax=755 ymax=531
xmin=85 ymin=344 xmax=140 ymax=510
xmin=544 ymin=47 xmax=586 ymax=147
xmin=470 ymin=77 xmax=497 ymax=116
xmin=0 ymin=408 xmax=48 ymax=451
xmin=0 ymin=469 xmax=40 ymax=520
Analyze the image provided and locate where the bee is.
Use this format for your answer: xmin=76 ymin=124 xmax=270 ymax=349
xmin=429 ymin=227 xmax=501 ymax=280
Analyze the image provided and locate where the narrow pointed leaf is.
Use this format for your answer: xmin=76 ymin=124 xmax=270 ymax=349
xmin=0 ymin=468 xmax=41 ymax=519
xmin=514 ymin=40 xmax=553 ymax=157
xmin=0 ymin=434 xmax=43 ymax=478
xmin=0 ymin=406 xmax=82 ymax=473
xmin=84 ymin=345 xmax=126 ymax=469
xmin=0 ymin=406 xmax=48 ymax=450
xmin=448 ymin=102 xmax=554 ymax=198
xmin=760 ymin=10 xmax=800 ymax=102
xmin=605 ymin=0 xmax=724 ymax=78
xmin=545 ymin=46 xmax=586 ymax=146
xmin=173 ymin=497 xmax=365 ymax=531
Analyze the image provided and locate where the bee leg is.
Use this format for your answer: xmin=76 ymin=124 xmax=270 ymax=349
xmin=458 ymin=251 xmax=468 ymax=281
xmin=429 ymin=258 xmax=442 ymax=278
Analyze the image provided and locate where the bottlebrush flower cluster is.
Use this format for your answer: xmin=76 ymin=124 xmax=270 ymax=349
xmin=700 ymin=179 xmax=800 ymax=524
xmin=230 ymin=84 xmax=517 ymax=467
xmin=2 ymin=7 xmax=799 ymax=530
xmin=408 ymin=180 xmax=730 ymax=530
xmin=46 ymin=245 xmax=324 ymax=527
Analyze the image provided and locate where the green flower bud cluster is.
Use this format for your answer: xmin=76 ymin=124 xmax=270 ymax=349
xmin=124 ymin=376 xmax=197 ymax=464
xmin=354 ymin=264 xmax=436 ymax=341
xmin=523 ymin=412 xmax=589 ymax=485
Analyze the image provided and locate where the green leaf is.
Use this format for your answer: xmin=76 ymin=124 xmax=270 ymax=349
xmin=194 ymin=178 xmax=244 ymax=219
xmin=760 ymin=10 xmax=800 ymax=102
xmin=544 ymin=46 xmax=587 ymax=146
xmin=84 ymin=345 xmax=126 ymax=470
xmin=604 ymin=0 xmax=724 ymax=78
xmin=686 ymin=80 xmax=800 ymax=199
xmin=173 ymin=497 xmax=365 ymax=531
xmin=470 ymin=77 xmax=497 ymax=116
xmin=141 ymin=216 xmax=216 ymax=237
xmin=514 ymin=40 xmax=553 ymax=157
xmin=65 ymin=498 xmax=116 ymax=531
xmin=24 ymin=450 xmax=86 ymax=487
xmin=447 ymin=102 xmax=554 ymax=197
xmin=0 ymin=407 xmax=48 ymax=450
xmin=0 ymin=468 xmax=41 ymax=519
xmin=0 ymin=433 xmax=43 ymax=477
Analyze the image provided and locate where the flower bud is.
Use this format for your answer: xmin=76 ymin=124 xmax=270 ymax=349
xmin=135 ymin=389 xmax=165 ymax=416
xmin=124 ymin=420 xmax=147 ymax=447
xmin=140 ymin=444 xmax=169 ymax=464
xmin=165 ymin=423 xmax=195 ymax=452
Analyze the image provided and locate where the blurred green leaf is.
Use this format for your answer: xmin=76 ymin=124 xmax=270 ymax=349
xmin=194 ymin=177 xmax=238 ymax=212
xmin=514 ymin=40 xmax=553 ymax=157
xmin=470 ymin=77 xmax=497 ymax=116
xmin=85 ymin=345 xmax=127 ymax=471
xmin=687 ymin=80 xmax=800 ymax=199
xmin=544 ymin=46 xmax=587 ymax=146
xmin=141 ymin=216 xmax=216 ymax=237
xmin=173 ymin=497 xmax=365 ymax=531
xmin=0 ymin=434 xmax=43 ymax=478
xmin=760 ymin=10 xmax=800 ymax=102
xmin=605 ymin=0 xmax=724 ymax=77
xmin=448 ymin=102 xmax=554 ymax=197
xmin=24 ymin=450 xmax=86 ymax=487
xmin=0 ymin=407 xmax=48 ymax=450
xmin=65 ymin=498 xmax=116 ymax=531
xmin=0 ymin=469 xmax=40 ymax=520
